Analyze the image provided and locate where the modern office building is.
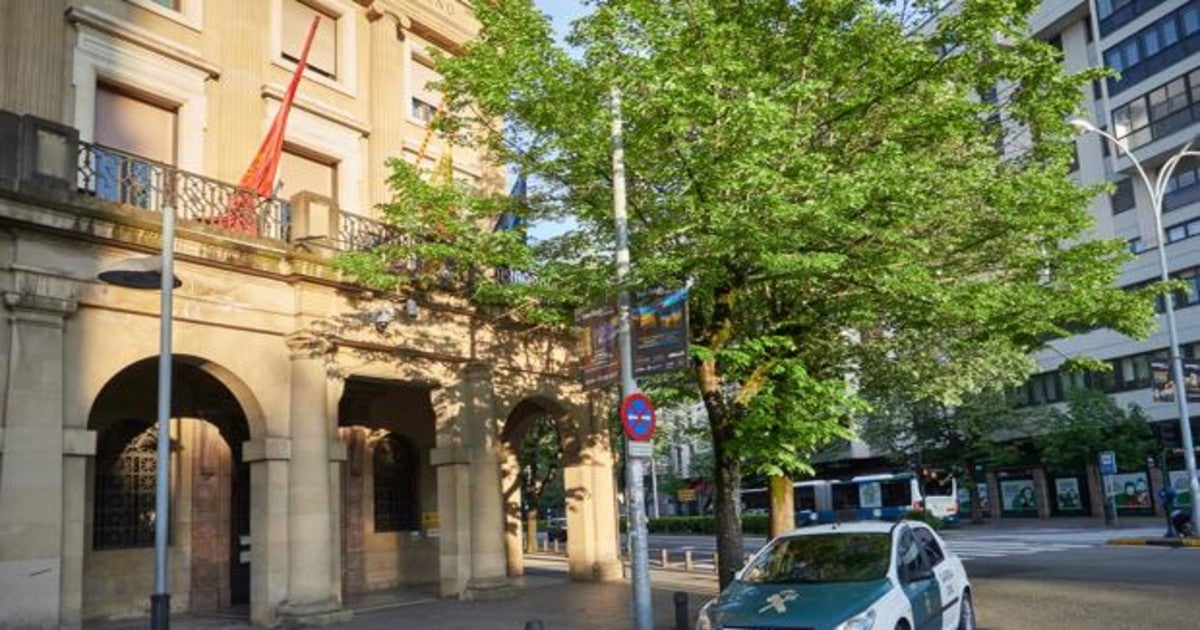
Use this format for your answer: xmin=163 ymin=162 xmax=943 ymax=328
xmin=0 ymin=1 xmax=620 ymax=627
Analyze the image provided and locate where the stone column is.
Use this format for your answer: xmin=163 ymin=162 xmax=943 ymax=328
xmin=499 ymin=440 xmax=525 ymax=578
xmin=562 ymin=401 xmax=621 ymax=582
xmin=277 ymin=333 xmax=344 ymax=622
xmin=0 ymin=280 xmax=80 ymax=628
xmin=1032 ymin=467 xmax=1051 ymax=519
xmin=365 ymin=8 xmax=410 ymax=207
xmin=462 ymin=363 xmax=509 ymax=595
xmin=430 ymin=383 xmax=472 ymax=597
xmin=244 ymin=436 xmax=291 ymax=627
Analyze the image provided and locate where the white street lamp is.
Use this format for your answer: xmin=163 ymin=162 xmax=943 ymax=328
xmin=1070 ymin=118 xmax=1200 ymax=534
xmin=98 ymin=206 xmax=180 ymax=630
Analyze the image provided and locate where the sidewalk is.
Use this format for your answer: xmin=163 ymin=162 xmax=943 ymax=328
xmin=85 ymin=556 xmax=717 ymax=629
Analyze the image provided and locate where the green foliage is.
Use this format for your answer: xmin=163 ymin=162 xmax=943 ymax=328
xmin=1035 ymin=388 xmax=1156 ymax=472
xmin=518 ymin=413 xmax=565 ymax=516
xmin=337 ymin=0 xmax=1157 ymax=586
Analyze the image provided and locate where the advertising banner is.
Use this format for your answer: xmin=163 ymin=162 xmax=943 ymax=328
xmin=1169 ymin=470 xmax=1198 ymax=507
xmin=859 ymin=481 xmax=882 ymax=509
xmin=1001 ymin=479 xmax=1037 ymax=512
xmin=1054 ymin=477 xmax=1084 ymax=512
xmin=578 ymin=289 xmax=690 ymax=390
xmin=1150 ymin=359 xmax=1200 ymax=402
xmin=1111 ymin=472 xmax=1151 ymax=511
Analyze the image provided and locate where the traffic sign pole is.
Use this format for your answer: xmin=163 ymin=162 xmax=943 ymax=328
xmin=612 ymin=85 xmax=652 ymax=630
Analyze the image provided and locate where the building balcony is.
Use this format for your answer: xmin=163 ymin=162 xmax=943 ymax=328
xmin=0 ymin=109 xmax=398 ymax=258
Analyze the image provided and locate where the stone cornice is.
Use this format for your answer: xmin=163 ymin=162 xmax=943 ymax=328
xmin=261 ymin=83 xmax=372 ymax=137
xmin=65 ymin=5 xmax=221 ymax=80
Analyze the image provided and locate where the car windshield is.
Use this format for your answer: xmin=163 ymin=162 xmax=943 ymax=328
xmin=740 ymin=533 xmax=891 ymax=584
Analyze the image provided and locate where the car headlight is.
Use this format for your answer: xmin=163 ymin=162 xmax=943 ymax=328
xmin=834 ymin=608 xmax=877 ymax=630
xmin=696 ymin=599 xmax=716 ymax=630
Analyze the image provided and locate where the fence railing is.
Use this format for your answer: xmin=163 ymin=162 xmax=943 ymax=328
xmin=336 ymin=209 xmax=401 ymax=251
xmin=77 ymin=141 xmax=293 ymax=242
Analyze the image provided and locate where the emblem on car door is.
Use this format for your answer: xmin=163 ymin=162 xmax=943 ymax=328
xmin=758 ymin=589 xmax=799 ymax=614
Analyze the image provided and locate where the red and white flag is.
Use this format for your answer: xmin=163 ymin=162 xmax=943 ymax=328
xmin=219 ymin=15 xmax=320 ymax=235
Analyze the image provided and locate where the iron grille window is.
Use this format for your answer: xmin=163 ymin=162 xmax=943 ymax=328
xmin=93 ymin=423 xmax=158 ymax=549
xmin=373 ymin=434 xmax=419 ymax=532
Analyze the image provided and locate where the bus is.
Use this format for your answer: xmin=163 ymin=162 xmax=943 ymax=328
xmin=739 ymin=470 xmax=959 ymax=525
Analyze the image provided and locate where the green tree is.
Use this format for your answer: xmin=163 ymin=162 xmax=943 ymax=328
xmin=339 ymin=0 xmax=1154 ymax=586
xmin=518 ymin=414 xmax=564 ymax=527
xmin=862 ymin=389 xmax=1035 ymax=523
xmin=1035 ymin=387 xmax=1155 ymax=474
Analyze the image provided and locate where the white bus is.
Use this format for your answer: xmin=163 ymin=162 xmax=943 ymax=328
xmin=739 ymin=469 xmax=959 ymax=524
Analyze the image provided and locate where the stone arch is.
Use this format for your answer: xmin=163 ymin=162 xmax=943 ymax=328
xmin=83 ymin=355 xmax=262 ymax=620
xmin=497 ymin=394 xmax=619 ymax=581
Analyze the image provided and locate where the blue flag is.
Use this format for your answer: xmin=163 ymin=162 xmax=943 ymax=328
xmin=494 ymin=175 xmax=527 ymax=233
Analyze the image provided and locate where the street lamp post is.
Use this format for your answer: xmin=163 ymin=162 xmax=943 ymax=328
xmin=98 ymin=205 xmax=180 ymax=630
xmin=1071 ymin=118 xmax=1200 ymax=535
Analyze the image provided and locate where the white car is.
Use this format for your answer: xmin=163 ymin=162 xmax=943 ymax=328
xmin=697 ymin=520 xmax=974 ymax=630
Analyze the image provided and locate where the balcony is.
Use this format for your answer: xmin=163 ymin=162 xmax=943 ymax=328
xmin=0 ymin=110 xmax=397 ymax=255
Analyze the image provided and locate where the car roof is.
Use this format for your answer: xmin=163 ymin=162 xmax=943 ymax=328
xmin=780 ymin=520 xmax=920 ymax=538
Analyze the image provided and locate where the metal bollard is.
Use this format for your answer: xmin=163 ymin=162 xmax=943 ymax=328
xmin=553 ymin=539 xmax=559 ymax=553
xmin=525 ymin=621 xmax=545 ymax=630
xmin=673 ymin=591 xmax=689 ymax=630
xmin=660 ymin=548 xmax=669 ymax=568
xmin=684 ymin=549 xmax=693 ymax=572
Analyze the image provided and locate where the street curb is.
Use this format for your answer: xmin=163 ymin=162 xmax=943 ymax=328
xmin=1108 ymin=537 xmax=1200 ymax=547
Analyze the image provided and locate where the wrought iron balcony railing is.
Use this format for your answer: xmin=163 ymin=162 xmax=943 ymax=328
xmin=75 ymin=140 xmax=400 ymax=252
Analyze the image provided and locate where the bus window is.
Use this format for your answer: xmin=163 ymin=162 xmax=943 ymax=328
xmin=795 ymin=485 xmax=817 ymax=512
xmin=922 ymin=476 xmax=955 ymax=498
xmin=880 ymin=480 xmax=913 ymax=507
xmin=832 ymin=483 xmax=859 ymax=510
xmin=740 ymin=488 xmax=769 ymax=514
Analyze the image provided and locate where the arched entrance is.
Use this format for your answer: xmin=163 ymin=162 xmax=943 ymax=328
xmin=498 ymin=401 xmax=572 ymax=577
xmin=337 ymin=376 xmax=438 ymax=599
xmin=84 ymin=356 xmax=254 ymax=620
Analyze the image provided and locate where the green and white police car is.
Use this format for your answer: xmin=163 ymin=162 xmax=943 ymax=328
xmin=697 ymin=520 xmax=974 ymax=630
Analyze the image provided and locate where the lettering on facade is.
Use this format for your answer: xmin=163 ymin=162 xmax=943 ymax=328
xmin=432 ymin=0 xmax=459 ymax=17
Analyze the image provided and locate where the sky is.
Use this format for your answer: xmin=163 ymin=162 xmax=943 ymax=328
xmin=521 ymin=2 xmax=590 ymax=241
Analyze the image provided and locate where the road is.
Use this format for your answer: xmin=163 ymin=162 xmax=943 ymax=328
xmin=639 ymin=525 xmax=1200 ymax=629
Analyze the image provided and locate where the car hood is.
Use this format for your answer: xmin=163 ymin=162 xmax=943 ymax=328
xmin=711 ymin=578 xmax=892 ymax=630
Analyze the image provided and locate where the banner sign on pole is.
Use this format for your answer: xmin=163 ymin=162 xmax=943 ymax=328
xmin=1151 ymin=359 xmax=1200 ymax=402
xmin=1100 ymin=451 xmax=1117 ymax=476
xmin=621 ymin=392 xmax=657 ymax=442
xmin=578 ymin=288 xmax=690 ymax=390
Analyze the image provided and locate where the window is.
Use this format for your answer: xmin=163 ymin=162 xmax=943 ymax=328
xmin=410 ymin=57 xmax=442 ymax=124
xmin=151 ymin=0 xmax=179 ymax=8
xmin=94 ymin=422 xmax=159 ymax=549
xmin=911 ymin=526 xmax=945 ymax=566
xmin=1112 ymin=68 xmax=1200 ymax=148
xmin=1100 ymin=0 xmax=1171 ymax=36
xmin=373 ymin=434 xmax=418 ymax=532
xmin=92 ymin=84 xmax=178 ymax=208
xmin=1111 ymin=179 xmax=1136 ymax=214
xmin=277 ymin=146 xmax=337 ymax=203
xmin=283 ymin=0 xmax=338 ymax=79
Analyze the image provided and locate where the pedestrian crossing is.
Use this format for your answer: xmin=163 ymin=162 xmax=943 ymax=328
xmin=943 ymin=538 xmax=1094 ymax=560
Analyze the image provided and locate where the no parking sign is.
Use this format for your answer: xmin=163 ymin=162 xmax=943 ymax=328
xmin=620 ymin=392 xmax=656 ymax=442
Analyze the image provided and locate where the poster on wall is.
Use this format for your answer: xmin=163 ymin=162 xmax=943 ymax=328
xmin=1001 ymin=479 xmax=1037 ymax=512
xmin=1169 ymin=470 xmax=1198 ymax=507
xmin=957 ymin=483 xmax=991 ymax=514
xmin=1151 ymin=360 xmax=1200 ymax=402
xmin=859 ymin=481 xmax=882 ymax=509
xmin=1111 ymin=472 xmax=1151 ymax=510
xmin=1055 ymin=477 xmax=1084 ymax=511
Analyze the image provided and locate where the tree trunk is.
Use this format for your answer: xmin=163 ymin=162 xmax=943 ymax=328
xmin=768 ymin=474 xmax=795 ymax=539
xmin=526 ymin=509 xmax=538 ymax=553
xmin=698 ymin=357 xmax=744 ymax=590
xmin=963 ymin=459 xmax=983 ymax=525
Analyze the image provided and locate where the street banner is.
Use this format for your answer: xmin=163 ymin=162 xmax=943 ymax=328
xmin=578 ymin=288 xmax=690 ymax=390
xmin=1169 ymin=470 xmax=1197 ymax=507
xmin=1150 ymin=359 xmax=1200 ymax=402
xmin=859 ymin=481 xmax=882 ymax=509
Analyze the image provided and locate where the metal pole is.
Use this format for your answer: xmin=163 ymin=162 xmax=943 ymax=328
xmin=151 ymin=205 xmax=175 ymax=629
xmin=612 ymin=85 xmax=652 ymax=630
xmin=1082 ymin=124 xmax=1200 ymax=536
xmin=650 ymin=442 xmax=661 ymax=518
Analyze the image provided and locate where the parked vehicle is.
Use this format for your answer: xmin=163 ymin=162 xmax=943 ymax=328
xmin=1171 ymin=508 xmax=1194 ymax=538
xmin=697 ymin=520 xmax=974 ymax=630
xmin=546 ymin=517 xmax=568 ymax=543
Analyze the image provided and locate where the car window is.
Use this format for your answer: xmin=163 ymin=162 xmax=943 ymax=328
xmin=897 ymin=530 xmax=926 ymax=577
xmin=741 ymin=533 xmax=891 ymax=584
xmin=911 ymin=526 xmax=945 ymax=566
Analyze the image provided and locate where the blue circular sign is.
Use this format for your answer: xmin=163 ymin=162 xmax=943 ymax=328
xmin=621 ymin=393 xmax=656 ymax=441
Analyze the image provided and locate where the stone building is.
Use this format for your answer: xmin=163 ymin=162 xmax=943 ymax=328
xmin=0 ymin=1 xmax=621 ymax=627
